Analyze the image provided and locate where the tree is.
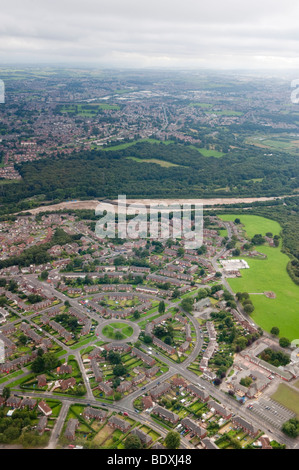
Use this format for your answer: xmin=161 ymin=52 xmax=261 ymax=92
xmin=19 ymin=334 xmax=28 ymax=346
xmin=112 ymin=378 xmax=121 ymax=389
xmin=108 ymin=350 xmax=121 ymax=364
xmin=114 ymin=330 xmax=123 ymax=340
xmin=240 ymin=376 xmax=253 ymax=387
xmin=165 ymin=431 xmax=180 ymax=449
xmin=270 ymin=326 xmax=280 ymax=336
xmin=251 ymin=234 xmax=265 ymax=245
xmin=158 ymin=301 xmax=165 ymax=314
xmin=282 ymin=419 xmax=299 ymax=438
xmin=124 ymin=434 xmax=142 ymax=449
xmin=113 ymin=364 xmax=126 ymax=376
xmin=243 ymin=303 xmax=255 ymax=314
xmin=40 ymin=270 xmax=49 ymax=281
xmin=31 ymin=356 xmax=45 ymax=373
xmin=279 ymin=337 xmax=290 ymax=348
xmin=143 ymin=334 xmax=153 ymax=344
xmin=181 ymin=297 xmax=193 ymax=313
xmin=172 ymin=288 xmax=180 ymax=299
xmin=153 ymin=325 xmax=166 ymax=338
xmin=31 ymin=352 xmax=59 ymax=373
xmin=133 ymin=310 xmax=140 ymax=320
xmin=2 ymin=386 xmax=10 ymax=400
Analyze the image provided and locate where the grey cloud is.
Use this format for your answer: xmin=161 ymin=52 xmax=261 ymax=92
xmin=0 ymin=0 xmax=299 ymax=68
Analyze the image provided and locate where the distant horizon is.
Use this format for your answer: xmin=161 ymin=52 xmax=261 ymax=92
xmin=0 ymin=64 xmax=299 ymax=76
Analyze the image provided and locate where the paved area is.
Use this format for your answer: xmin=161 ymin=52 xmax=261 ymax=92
xmin=249 ymin=397 xmax=295 ymax=429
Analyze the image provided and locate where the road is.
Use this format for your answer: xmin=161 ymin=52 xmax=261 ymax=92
xmin=3 ymin=225 xmax=298 ymax=449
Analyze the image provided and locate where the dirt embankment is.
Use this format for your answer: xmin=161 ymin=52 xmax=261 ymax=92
xmin=26 ymin=195 xmax=290 ymax=215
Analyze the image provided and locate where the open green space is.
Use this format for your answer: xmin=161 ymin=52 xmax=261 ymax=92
xmin=220 ymin=214 xmax=282 ymax=238
xmin=219 ymin=214 xmax=299 ymax=339
xmin=58 ymin=103 xmax=120 ymax=115
xmin=246 ymin=134 xmax=299 ymax=154
xmin=101 ymin=322 xmax=133 ymax=340
xmin=271 ymin=384 xmax=299 ymax=417
xmin=102 ymin=138 xmax=174 ymax=152
xmin=189 ymin=146 xmax=225 ymax=158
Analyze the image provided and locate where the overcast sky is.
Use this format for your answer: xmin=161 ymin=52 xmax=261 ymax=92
xmin=1 ymin=0 xmax=299 ymax=69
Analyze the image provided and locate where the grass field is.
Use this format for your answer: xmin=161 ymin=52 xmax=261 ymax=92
xmin=102 ymin=322 xmax=133 ymax=340
xmin=271 ymin=384 xmax=299 ymax=417
xmin=220 ymin=214 xmax=282 ymax=239
xmin=103 ymin=138 xmax=226 ymax=159
xmin=189 ymin=102 xmax=213 ymax=109
xmin=102 ymin=138 xmax=173 ymax=152
xmin=189 ymin=145 xmax=225 ymax=158
xmin=210 ymin=110 xmax=243 ymax=116
xmin=219 ymin=214 xmax=299 ymax=339
xmin=246 ymin=134 xmax=299 ymax=154
xmin=59 ymin=103 xmax=120 ymax=115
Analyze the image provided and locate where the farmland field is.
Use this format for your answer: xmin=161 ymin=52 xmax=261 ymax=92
xmin=219 ymin=214 xmax=299 ymax=339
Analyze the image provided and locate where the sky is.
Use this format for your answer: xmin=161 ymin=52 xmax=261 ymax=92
xmin=1 ymin=0 xmax=299 ymax=69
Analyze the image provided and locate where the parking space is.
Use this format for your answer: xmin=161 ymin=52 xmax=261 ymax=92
xmin=249 ymin=397 xmax=295 ymax=429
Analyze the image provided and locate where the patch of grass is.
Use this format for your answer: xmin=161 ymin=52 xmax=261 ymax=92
xmin=271 ymin=384 xmax=299 ymax=417
xmin=190 ymin=146 xmax=225 ymax=158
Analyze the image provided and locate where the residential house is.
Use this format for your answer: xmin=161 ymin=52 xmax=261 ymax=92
xmin=108 ymin=416 xmax=131 ymax=433
xmin=181 ymin=417 xmax=207 ymax=439
xmin=152 ymin=405 xmax=179 ymax=425
xmin=64 ymin=418 xmax=79 ymax=440
xmin=38 ymin=400 xmax=52 ymax=416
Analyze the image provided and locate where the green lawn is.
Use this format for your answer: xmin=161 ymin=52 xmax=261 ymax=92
xmin=219 ymin=214 xmax=299 ymax=339
xmin=102 ymin=138 xmax=174 ymax=152
xmin=190 ymin=146 xmax=225 ymax=158
xmin=102 ymin=322 xmax=133 ymax=340
xmin=271 ymin=384 xmax=299 ymax=417
xmin=220 ymin=214 xmax=282 ymax=239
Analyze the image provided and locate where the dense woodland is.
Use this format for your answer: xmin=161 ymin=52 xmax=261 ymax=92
xmin=0 ymin=141 xmax=298 ymax=283
xmin=0 ymin=142 xmax=298 ymax=215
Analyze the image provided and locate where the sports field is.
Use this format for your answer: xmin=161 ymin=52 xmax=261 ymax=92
xmin=219 ymin=214 xmax=299 ymax=339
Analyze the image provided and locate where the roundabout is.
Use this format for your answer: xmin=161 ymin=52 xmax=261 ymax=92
xmin=96 ymin=319 xmax=140 ymax=343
